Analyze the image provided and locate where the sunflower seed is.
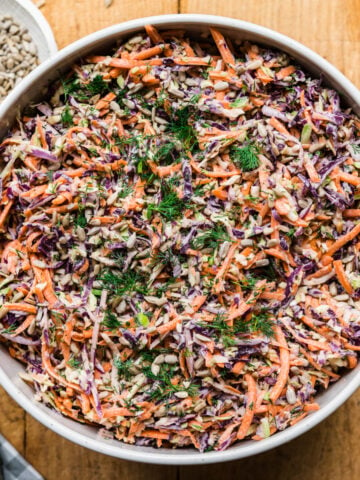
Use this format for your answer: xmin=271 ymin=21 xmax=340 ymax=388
xmin=0 ymin=15 xmax=40 ymax=102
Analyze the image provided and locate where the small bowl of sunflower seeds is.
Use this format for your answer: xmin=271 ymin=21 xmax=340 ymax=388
xmin=0 ymin=0 xmax=57 ymax=102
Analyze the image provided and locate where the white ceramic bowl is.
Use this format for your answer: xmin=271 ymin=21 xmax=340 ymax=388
xmin=0 ymin=14 xmax=359 ymax=465
xmin=0 ymin=0 xmax=57 ymax=62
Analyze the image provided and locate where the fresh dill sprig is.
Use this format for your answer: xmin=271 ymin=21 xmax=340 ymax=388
xmin=248 ymin=310 xmax=274 ymax=337
xmin=244 ymin=194 xmax=259 ymax=202
xmin=139 ymin=348 xmax=172 ymax=363
xmin=200 ymin=309 xmax=274 ymax=340
xmin=151 ymin=248 xmax=185 ymax=279
xmin=102 ymin=311 xmax=122 ymax=330
xmin=117 ymin=180 xmax=133 ymax=199
xmin=193 ymin=184 xmax=207 ymax=196
xmin=236 ymin=274 xmax=260 ymax=291
xmin=62 ymin=74 xmax=109 ymax=102
xmin=86 ymin=74 xmax=110 ymax=96
xmin=61 ymin=105 xmax=73 ymax=126
xmin=62 ymin=76 xmax=83 ymax=100
xmin=151 ymin=247 xmax=184 ymax=267
xmin=147 ymin=181 xmax=189 ymax=220
xmin=115 ymin=86 xmax=127 ymax=105
xmin=151 ymin=277 xmax=176 ymax=297
xmin=113 ymin=134 xmax=157 ymax=180
xmin=202 ymin=313 xmax=229 ymax=332
xmin=168 ymin=106 xmax=198 ymax=152
xmin=73 ymin=211 xmax=87 ymax=228
xmin=99 ymin=270 xmax=147 ymax=296
xmin=166 ymin=174 xmax=181 ymax=187
xmin=114 ymin=357 xmax=134 ymax=380
xmin=191 ymin=225 xmax=231 ymax=250
xmin=230 ymin=143 xmax=260 ymax=171
xmin=154 ymin=141 xmax=178 ymax=166
xmin=142 ymin=364 xmax=199 ymax=401
xmin=110 ymin=251 xmax=125 ymax=267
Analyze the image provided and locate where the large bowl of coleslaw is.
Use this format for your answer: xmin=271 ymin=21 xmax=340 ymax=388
xmin=0 ymin=14 xmax=359 ymax=465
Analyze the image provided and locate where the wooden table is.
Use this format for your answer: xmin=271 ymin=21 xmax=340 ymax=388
xmin=1 ymin=1 xmax=359 ymax=478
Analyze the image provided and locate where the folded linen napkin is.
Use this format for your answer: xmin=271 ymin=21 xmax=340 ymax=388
xmin=0 ymin=434 xmax=43 ymax=480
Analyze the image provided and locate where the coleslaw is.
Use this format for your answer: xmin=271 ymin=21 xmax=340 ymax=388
xmin=0 ymin=24 xmax=359 ymax=451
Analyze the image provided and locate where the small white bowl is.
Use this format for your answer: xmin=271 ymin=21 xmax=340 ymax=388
xmin=0 ymin=14 xmax=359 ymax=465
xmin=0 ymin=0 xmax=57 ymax=62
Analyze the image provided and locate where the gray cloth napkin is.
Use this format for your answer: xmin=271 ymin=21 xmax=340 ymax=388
xmin=0 ymin=434 xmax=43 ymax=480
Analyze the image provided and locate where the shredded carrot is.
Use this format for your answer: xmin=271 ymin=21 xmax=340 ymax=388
xmin=333 ymin=260 xmax=354 ymax=295
xmin=326 ymin=223 xmax=360 ymax=257
xmin=237 ymin=374 xmax=257 ymax=440
xmin=270 ymin=326 xmax=290 ymax=403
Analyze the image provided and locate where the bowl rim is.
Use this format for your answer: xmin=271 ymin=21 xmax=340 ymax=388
xmin=2 ymin=0 xmax=58 ymax=58
xmin=0 ymin=13 xmax=359 ymax=465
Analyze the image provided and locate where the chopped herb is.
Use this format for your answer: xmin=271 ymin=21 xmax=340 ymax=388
xmin=222 ymin=335 xmax=237 ymax=348
xmin=147 ymin=181 xmax=189 ymax=220
xmin=204 ymin=446 xmax=215 ymax=452
xmin=254 ymin=259 xmax=277 ymax=281
xmin=154 ymin=88 xmax=167 ymax=107
xmin=230 ymin=143 xmax=260 ymax=171
xmin=87 ymin=146 xmax=99 ymax=157
xmin=87 ymin=75 xmax=110 ymax=96
xmin=168 ymin=106 xmax=198 ymax=152
xmin=117 ymin=181 xmax=133 ymax=199
xmin=102 ymin=311 xmax=121 ymax=330
xmin=62 ymin=76 xmax=83 ymax=100
xmin=142 ymin=363 xmax=198 ymax=401
xmin=189 ymin=93 xmax=201 ymax=104
xmin=62 ymin=74 xmax=109 ymax=102
xmin=61 ymin=105 xmax=73 ymax=126
xmin=114 ymin=357 xmax=134 ymax=380
xmin=67 ymin=357 xmax=81 ymax=369
xmin=2 ymin=324 xmax=17 ymax=334
xmin=111 ymin=251 xmax=125 ymax=267
xmin=200 ymin=309 xmax=274 ymax=340
xmin=191 ymin=225 xmax=231 ymax=250
xmin=73 ymin=211 xmax=87 ymax=228
xmin=183 ymin=348 xmax=193 ymax=357
xmin=140 ymin=348 xmax=171 ymax=363
xmin=99 ymin=270 xmax=148 ymax=296
xmin=116 ymin=87 xmax=127 ymax=105
xmin=154 ymin=141 xmax=178 ymax=166
xmin=152 ymin=277 xmax=176 ymax=297
xmin=152 ymin=247 xmax=184 ymax=266
xmin=244 ymin=195 xmax=259 ymax=202
xmin=286 ymin=227 xmax=296 ymax=238
xmin=248 ymin=310 xmax=274 ymax=337
xmin=193 ymin=184 xmax=207 ymax=196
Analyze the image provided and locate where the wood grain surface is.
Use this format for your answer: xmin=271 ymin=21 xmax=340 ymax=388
xmin=0 ymin=1 xmax=359 ymax=479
